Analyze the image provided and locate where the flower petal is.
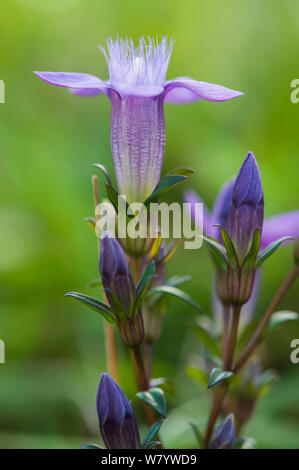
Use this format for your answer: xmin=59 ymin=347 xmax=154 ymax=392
xmin=34 ymin=71 xmax=107 ymax=94
xmin=261 ymin=211 xmax=299 ymax=249
xmin=164 ymin=77 xmax=244 ymax=104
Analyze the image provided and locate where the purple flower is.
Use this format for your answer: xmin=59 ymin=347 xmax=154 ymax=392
xmin=226 ymin=152 xmax=264 ymax=262
xmin=261 ymin=211 xmax=299 ymax=250
xmin=35 ymin=36 xmax=243 ymax=203
xmin=97 ymin=373 xmax=141 ymax=449
xmin=209 ymin=414 xmax=236 ymax=449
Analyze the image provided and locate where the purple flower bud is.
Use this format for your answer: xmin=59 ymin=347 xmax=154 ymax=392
xmin=99 ymin=233 xmax=144 ymax=346
xmin=100 ymin=233 xmax=136 ymax=316
xmin=209 ymin=414 xmax=236 ymax=449
xmin=227 ymin=152 xmax=264 ymax=262
xmin=97 ymin=373 xmax=141 ymax=449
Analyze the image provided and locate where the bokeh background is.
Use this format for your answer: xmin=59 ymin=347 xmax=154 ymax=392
xmin=1 ymin=0 xmax=299 ymax=448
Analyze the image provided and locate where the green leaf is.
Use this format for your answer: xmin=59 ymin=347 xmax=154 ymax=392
xmin=217 ymin=225 xmax=239 ymax=267
xmin=65 ymin=292 xmax=116 ymax=325
xmin=234 ymin=437 xmax=257 ymax=449
xmin=150 ymin=377 xmax=176 ymax=396
xmin=141 ymin=420 xmax=165 ymax=448
xmin=166 ymin=275 xmax=191 ymax=287
xmin=86 ymin=278 xmax=102 ymax=288
xmin=189 ymin=423 xmax=204 ymax=449
xmin=193 ymin=323 xmax=221 ymax=357
xmin=203 ymin=236 xmax=227 ymax=270
xmin=186 ymin=365 xmax=209 ymax=387
xmin=242 ymin=228 xmax=261 ymax=268
xmin=147 ymin=285 xmax=202 ymax=313
xmin=137 ymin=387 xmax=166 ymax=418
xmin=81 ymin=443 xmax=104 ymax=449
xmin=136 ymin=261 xmax=156 ymax=297
xmin=144 ymin=175 xmax=187 ymax=205
xmin=167 ymin=167 xmax=194 ymax=177
xmin=256 ymin=236 xmax=293 ymax=268
xmin=143 ymin=441 xmax=161 ymax=449
xmin=92 ymin=163 xmax=115 ymax=188
xmin=268 ymin=310 xmax=299 ymax=332
xmin=133 ymin=262 xmax=156 ymax=313
xmin=207 ymin=367 xmax=234 ymax=389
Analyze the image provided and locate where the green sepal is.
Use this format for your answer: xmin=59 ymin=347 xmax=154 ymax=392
xmin=242 ymin=228 xmax=261 ymax=268
xmin=256 ymin=236 xmax=293 ymax=268
xmin=104 ymin=182 xmax=119 ymax=212
xmin=189 ymin=423 xmax=204 ymax=449
xmin=203 ymin=236 xmax=228 ymax=270
xmin=65 ymin=291 xmax=116 ymax=326
xmin=144 ymin=175 xmax=187 ymax=206
xmin=216 ymin=225 xmax=239 ymax=268
xmin=81 ymin=443 xmax=104 ymax=449
xmin=141 ymin=420 xmax=165 ymax=449
xmin=137 ymin=387 xmax=166 ymax=418
xmin=207 ymin=367 xmax=234 ymax=389
xmin=146 ymin=285 xmax=202 ymax=313
xmin=268 ymin=310 xmax=299 ymax=332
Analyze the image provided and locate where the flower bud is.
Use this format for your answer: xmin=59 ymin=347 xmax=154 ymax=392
xmin=227 ymin=152 xmax=264 ymax=263
xmin=209 ymin=414 xmax=236 ymax=449
xmin=97 ymin=373 xmax=141 ymax=449
xmin=99 ymin=233 xmax=144 ymax=346
xmin=100 ymin=233 xmax=136 ymax=316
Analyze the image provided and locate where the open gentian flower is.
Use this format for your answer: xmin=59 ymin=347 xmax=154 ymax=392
xmin=34 ymin=36 xmax=243 ymax=203
xmin=97 ymin=372 xmax=141 ymax=449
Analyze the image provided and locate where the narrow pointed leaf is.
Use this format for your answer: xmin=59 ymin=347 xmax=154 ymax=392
xmin=144 ymin=175 xmax=187 ymax=205
xmin=207 ymin=367 xmax=234 ymax=389
xmin=193 ymin=324 xmax=221 ymax=357
xmin=150 ymin=377 xmax=176 ymax=396
xmin=167 ymin=167 xmax=194 ymax=177
xmin=81 ymin=443 xmax=104 ymax=449
xmin=268 ymin=310 xmax=299 ymax=332
xmin=166 ymin=275 xmax=191 ymax=287
xmin=92 ymin=163 xmax=115 ymax=188
xmin=189 ymin=423 xmax=204 ymax=449
xmin=65 ymin=292 xmax=116 ymax=325
xmin=141 ymin=420 xmax=165 ymax=448
xmin=137 ymin=387 xmax=166 ymax=418
xmin=256 ymin=237 xmax=293 ymax=268
xmin=147 ymin=285 xmax=202 ymax=312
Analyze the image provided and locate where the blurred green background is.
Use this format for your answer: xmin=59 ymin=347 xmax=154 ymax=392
xmin=0 ymin=0 xmax=299 ymax=449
